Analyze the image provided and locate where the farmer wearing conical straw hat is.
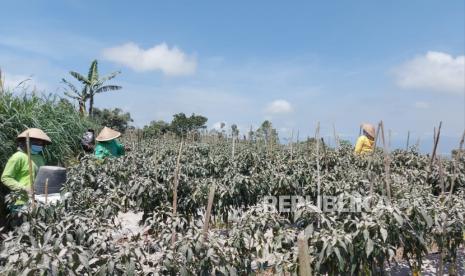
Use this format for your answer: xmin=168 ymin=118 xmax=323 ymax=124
xmin=1 ymin=128 xmax=52 ymax=206
xmin=94 ymin=127 xmax=126 ymax=159
xmin=354 ymin=123 xmax=376 ymax=155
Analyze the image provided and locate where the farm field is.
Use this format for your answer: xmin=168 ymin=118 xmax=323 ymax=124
xmin=1 ymin=137 xmax=464 ymax=275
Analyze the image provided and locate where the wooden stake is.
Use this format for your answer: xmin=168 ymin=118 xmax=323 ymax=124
xmin=315 ymin=122 xmax=322 ymax=211
xmin=373 ymin=122 xmax=382 ymax=150
xmin=202 ymin=184 xmax=216 ymax=241
xmin=290 ymin=129 xmax=294 ymax=161
xmin=26 ymin=133 xmax=35 ymax=207
xmin=171 ymin=140 xmax=184 ymax=245
xmin=406 ymin=131 xmax=410 ymax=151
xmin=321 ymin=137 xmax=329 ymax=174
xmin=297 ymin=232 xmax=312 ymax=276
xmin=415 ymin=137 xmax=421 ymax=149
xmin=380 ymin=121 xmax=391 ymax=201
xmin=447 ymin=132 xmax=465 ymax=200
xmin=333 ymin=123 xmax=339 ymax=150
xmin=44 ymin=178 xmax=49 ymax=204
xmin=431 ymin=122 xmax=442 ymax=166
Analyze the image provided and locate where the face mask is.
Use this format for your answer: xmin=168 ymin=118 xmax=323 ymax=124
xmin=31 ymin=145 xmax=43 ymax=154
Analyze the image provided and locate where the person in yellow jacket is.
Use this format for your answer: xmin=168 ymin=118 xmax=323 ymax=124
xmin=354 ymin=123 xmax=376 ymax=154
xmin=1 ymin=128 xmax=52 ymax=208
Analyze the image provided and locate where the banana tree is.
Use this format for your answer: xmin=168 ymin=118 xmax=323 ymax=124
xmin=68 ymin=60 xmax=122 ymax=117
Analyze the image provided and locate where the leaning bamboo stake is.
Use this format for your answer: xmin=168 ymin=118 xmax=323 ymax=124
xmin=367 ymin=122 xmax=381 ymax=202
xmin=171 ymin=140 xmax=184 ymax=245
xmin=26 ymin=133 xmax=35 ymax=208
xmin=290 ymin=129 xmax=294 ymax=161
xmin=333 ymin=123 xmax=339 ymax=150
xmin=406 ymin=131 xmax=410 ymax=151
xmin=297 ymin=231 xmax=312 ymax=276
xmin=202 ymin=184 xmax=216 ymax=241
xmin=44 ymin=178 xmax=49 ymax=204
xmin=321 ymin=138 xmax=329 ymax=174
xmin=430 ymin=122 xmax=442 ymax=166
xmin=415 ymin=137 xmax=421 ymax=149
xmin=380 ymin=121 xmax=391 ymax=201
xmin=447 ymin=131 xmax=465 ymax=202
xmin=373 ymin=122 xmax=382 ymax=150
xmin=315 ymin=122 xmax=322 ymax=211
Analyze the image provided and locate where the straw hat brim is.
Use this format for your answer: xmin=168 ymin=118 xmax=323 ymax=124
xmin=96 ymin=127 xmax=121 ymax=142
xmin=17 ymin=128 xmax=52 ymax=144
xmin=362 ymin=123 xmax=376 ymax=138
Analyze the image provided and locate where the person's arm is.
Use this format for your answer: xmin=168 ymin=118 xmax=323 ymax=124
xmin=354 ymin=136 xmax=365 ymax=154
xmin=1 ymin=154 xmax=26 ymax=192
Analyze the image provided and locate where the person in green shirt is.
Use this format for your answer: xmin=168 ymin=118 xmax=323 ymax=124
xmin=1 ymin=128 xmax=52 ymax=207
xmin=94 ymin=127 xmax=126 ymax=159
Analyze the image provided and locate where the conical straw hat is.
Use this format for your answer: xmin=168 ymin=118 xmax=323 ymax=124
xmin=362 ymin=123 xmax=376 ymax=138
xmin=96 ymin=127 xmax=121 ymax=142
xmin=17 ymin=128 xmax=52 ymax=144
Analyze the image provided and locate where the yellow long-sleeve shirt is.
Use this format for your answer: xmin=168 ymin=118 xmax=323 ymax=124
xmin=1 ymin=151 xmax=45 ymax=205
xmin=354 ymin=135 xmax=374 ymax=154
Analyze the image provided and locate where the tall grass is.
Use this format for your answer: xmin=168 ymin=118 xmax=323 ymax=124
xmin=0 ymin=90 xmax=96 ymax=169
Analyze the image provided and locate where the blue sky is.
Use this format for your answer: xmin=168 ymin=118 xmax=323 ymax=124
xmin=1 ymin=0 xmax=464 ymax=154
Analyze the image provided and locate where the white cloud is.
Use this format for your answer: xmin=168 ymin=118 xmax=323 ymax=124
xmin=414 ymin=101 xmax=430 ymax=109
xmin=394 ymin=51 xmax=465 ymax=94
xmin=102 ymin=42 xmax=196 ymax=76
xmin=265 ymin=99 xmax=293 ymax=114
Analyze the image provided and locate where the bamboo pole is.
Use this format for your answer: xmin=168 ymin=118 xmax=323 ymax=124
xmin=333 ymin=123 xmax=339 ymax=150
xmin=406 ymin=131 xmax=410 ymax=151
xmin=430 ymin=122 xmax=442 ymax=166
xmin=321 ymin=137 xmax=329 ymax=174
xmin=171 ymin=140 xmax=184 ymax=245
xmin=296 ymin=130 xmax=300 ymax=154
xmin=297 ymin=231 xmax=312 ymax=276
xmin=367 ymin=122 xmax=382 ymax=202
xmin=380 ymin=121 xmax=391 ymax=201
xmin=447 ymin=131 xmax=465 ymax=201
xmin=315 ymin=122 xmax=322 ymax=211
xmin=202 ymin=184 xmax=216 ymax=241
xmin=415 ymin=137 xmax=421 ymax=149
xmin=26 ymin=133 xmax=35 ymax=208
xmin=290 ymin=129 xmax=294 ymax=161
xmin=373 ymin=122 xmax=382 ymax=150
